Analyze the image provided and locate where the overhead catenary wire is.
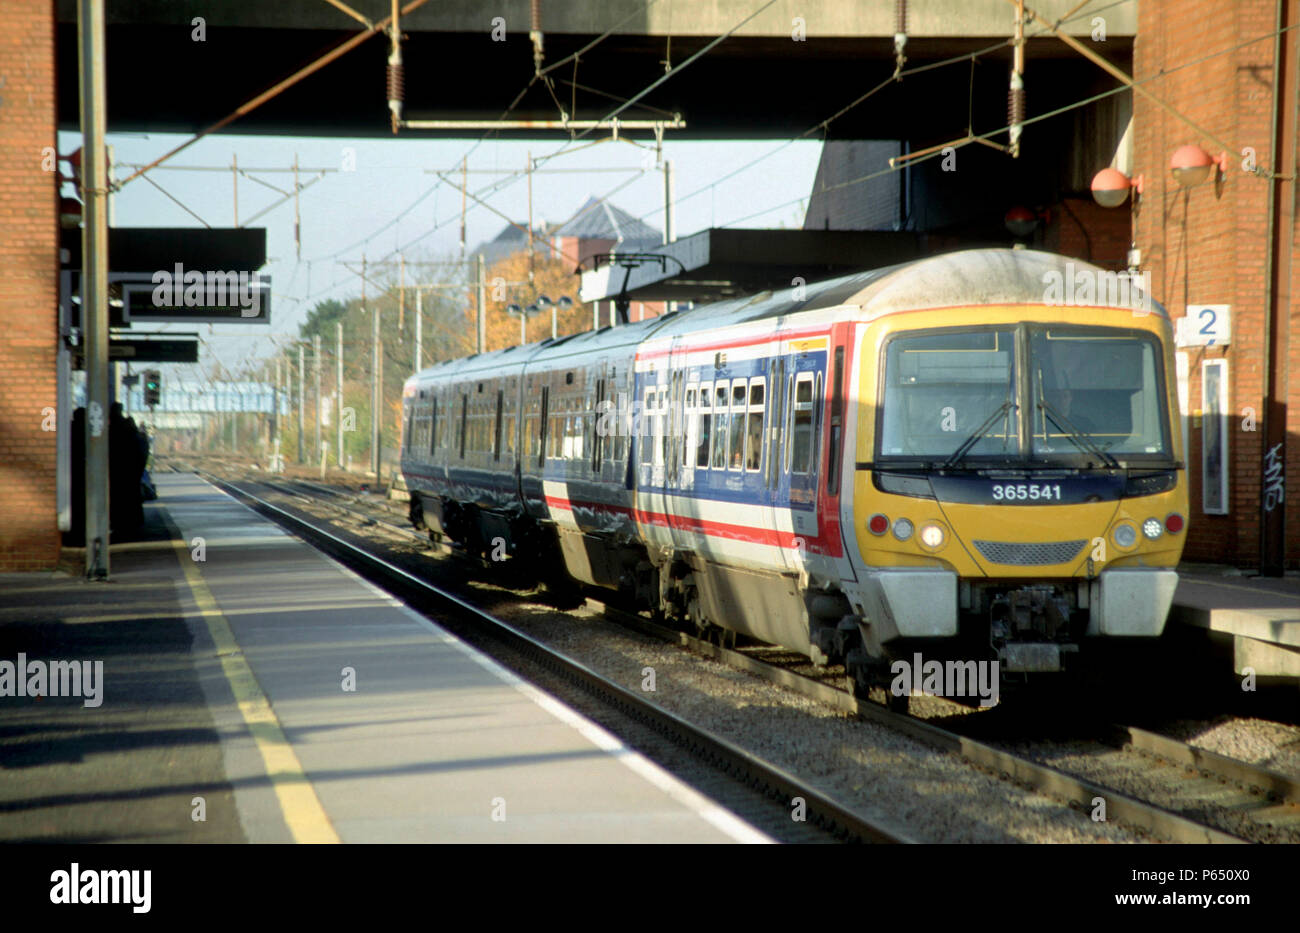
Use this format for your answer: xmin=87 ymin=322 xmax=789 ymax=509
xmin=623 ymin=0 xmax=1138 ymax=229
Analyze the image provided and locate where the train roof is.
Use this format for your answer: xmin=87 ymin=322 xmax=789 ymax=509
xmin=409 ymin=249 xmax=1166 ymax=384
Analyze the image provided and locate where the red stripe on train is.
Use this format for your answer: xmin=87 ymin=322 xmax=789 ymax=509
xmin=544 ymin=493 xmax=832 ymax=553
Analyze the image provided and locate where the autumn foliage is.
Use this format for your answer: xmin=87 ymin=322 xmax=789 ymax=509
xmin=475 ymin=249 xmax=592 ymax=351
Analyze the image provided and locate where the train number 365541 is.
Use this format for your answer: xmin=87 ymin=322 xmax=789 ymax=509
xmin=991 ymin=483 xmax=1062 ymax=501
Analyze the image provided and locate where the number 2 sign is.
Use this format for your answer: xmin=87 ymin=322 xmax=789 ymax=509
xmin=1176 ymin=305 xmax=1232 ymax=348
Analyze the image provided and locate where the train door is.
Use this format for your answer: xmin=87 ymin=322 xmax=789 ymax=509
xmin=785 ymin=342 xmax=823 ymax=562
xmin=635 ymin=357 xmax=670 ymax=550
xmin=664 ymin=339 xmax=692 ymax=551
xmin=816 ymin=322 xmax=851 ymax=569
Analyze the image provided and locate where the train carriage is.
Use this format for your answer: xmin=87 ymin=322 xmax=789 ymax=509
xmin=401 ymin=248 xmax=1188 ymax=704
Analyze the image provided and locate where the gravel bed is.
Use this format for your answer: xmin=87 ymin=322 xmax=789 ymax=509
xmin=1000 ymin=737 xmax=1300 ymax=843
xmin=1155 ymin=715 xmax=1300 ymax=781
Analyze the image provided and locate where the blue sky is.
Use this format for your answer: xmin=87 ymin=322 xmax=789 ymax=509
xmin=62 ymin=129 xmax=822 ymax=374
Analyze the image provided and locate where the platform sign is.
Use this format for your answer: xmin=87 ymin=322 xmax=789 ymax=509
xmin=119 ymin=271 xmax=271 ymax=324
xmin=1176 ymin=304 xmax=1231 ymax=347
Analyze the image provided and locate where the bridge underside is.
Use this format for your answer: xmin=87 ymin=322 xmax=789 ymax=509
xmin=56 ymin=26 xmax=1129 ymax=143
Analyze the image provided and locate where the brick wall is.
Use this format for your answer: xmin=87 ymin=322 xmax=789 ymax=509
xmin=1133 ymin=0 xmax=1293 ymax=567
xmin=0 ymin=0 xmax=59 ymax=570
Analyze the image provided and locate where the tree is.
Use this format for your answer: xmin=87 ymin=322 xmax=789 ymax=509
xmin=478 ymin=249 xmax=590 ymax=351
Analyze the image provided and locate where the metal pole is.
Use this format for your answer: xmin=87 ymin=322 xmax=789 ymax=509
xmin=336 ymin=321 xmax=344 ymax=470
xmin=293 ymin=152 xmax=301 ymax=259
xmin=273 ymin=356 xmax=281 ymax=444
xmin=520 ymin=308 xmax=526 ymax=347
xmin=271 ymin=358 xmax=279 ymax=447
xmin=476 ymin=253 xmax=486 ymax=353
xmin=371 ymin=306 xmax=381 ymax=478
xmin=297 ymin=344 xmax=305 ymax=463
xmin=663 ymin=159 xmax=675 ymax=244
xmin=526 ymin=151 xmax=535 ymax=291
xmin=551 ymin=305 xmax=557 ymax=340
xmin=664 ymin=159 xmax=675 ymax=314
xmin=415 ymin=289 xmax=423 ymax=372
xmin=78 ymin=0 xmax=110 ymax=579
xmin=313 ymin=333 xmax=322 ymax=463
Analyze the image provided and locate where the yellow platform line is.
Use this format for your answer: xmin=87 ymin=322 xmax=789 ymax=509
xmin=171 ymin=537 xmax=340 ymax=844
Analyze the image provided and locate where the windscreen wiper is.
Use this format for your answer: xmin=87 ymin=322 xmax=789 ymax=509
xmin=941 ymin=400 xmax=1015 ymax=470
xmin=1036 ymin=397 xmax=1120 ymax=469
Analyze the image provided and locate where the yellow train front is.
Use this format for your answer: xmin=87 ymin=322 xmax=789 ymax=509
xmin=836 ymin=249 xmax=1187 ymax=704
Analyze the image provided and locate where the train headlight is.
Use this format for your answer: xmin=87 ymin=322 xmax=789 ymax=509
xmin=1142 ymin=517 xmax=1163 ymax=540
xmin=892 ymin=518 xmax=914 ymax=541
xmin=868 ymin=513 xmax=889 ymax=536
xmin=1112 ymin=521 xmax=1138 ymax=549
xmin=918 ymin=523 xmax=946 ymax=550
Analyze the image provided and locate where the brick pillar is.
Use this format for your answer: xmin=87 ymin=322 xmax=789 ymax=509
xmin=1133 ymin=0 xmax=1281 ymax=567
xmin=0 ymin=0 xmax=60 ymax=570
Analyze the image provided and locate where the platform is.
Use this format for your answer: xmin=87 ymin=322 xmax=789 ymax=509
xmin=0 ymin=473 xmax=768 ymax=844
xmin=1171 ymin=569 xmax=1300 ymax=679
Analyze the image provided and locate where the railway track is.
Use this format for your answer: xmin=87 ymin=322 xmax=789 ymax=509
xmin=172 ymin=457 xmax=1299 ymax=843
xmin=188 ymin=467 xmax=915 ymax=844
xmin=602 ymin=603 xmax=1300 ymax=843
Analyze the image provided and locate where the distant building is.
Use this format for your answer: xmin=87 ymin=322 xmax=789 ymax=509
xmin=469 ymin=222 xmax=552 ymax=269
xmin=469 ymin=196 xmax=669 ymax=324
xmin=550 ymin=195 xmax=664 ymax=275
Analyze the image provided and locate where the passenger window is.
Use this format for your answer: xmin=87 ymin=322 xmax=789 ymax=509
xmin=429 ymin=399 xmax=438 ymax=455
xmin=791 ymin=375 xmax=814 ymax=473
xmin=745 ymin=379 xmax=764 ymax=472
xmin=712 ymin=384 xmax=728 ymax=468
xmin=729 ymin=380 xmax=746 ymax=470
xmin=660 ymin=389 xmax=671 ymax=469
xmin=696 ymin=381 xmax=712 ymax=468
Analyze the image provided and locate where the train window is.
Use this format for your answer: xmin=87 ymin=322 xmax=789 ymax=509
xmin=403 ymin=408 xmax=412 ymax=453
xmin=593 ymin=379 xmax=605 ymax=473
xmin=648 ymin=390 xmax=660 ymax=468
xmin=458 ymin=394 xmax=467 ymax=459
xmin=791 ymin=374 xmax=815 ymax=473
xmin=683 ymin=385 xmax=696 ymax=469
xmin=767 ymin=361 xmax=784 ymax=487
xmin=661 ymin=384 xmax=672 ymax=470
xmin=641 ymin=388 xmax=654 ymax=469
xmin=745 ymin=378 xmax=765 ymax=472
xmin=493 ymin=390 xmax=504 ymax=461
xmin=712 ymin=384 xmax=728 ymax=468
xmin=538 ymin=386 xmax=549 ymax=466
xmin=696 ymin=381 xmax=712 ymax=468
xmin=881 ymin=329 xmax=1016 ymax=458
xmin=826 ymin=347 xmax=844 ymax=494
xmin=729 ymin=380 xmax=747 ymax=470
xmin=429 ymin=398 xmax=438 ymax=455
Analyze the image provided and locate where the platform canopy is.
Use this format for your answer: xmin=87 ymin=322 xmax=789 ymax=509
xmin=577 ymin=228 xmax=927 ymax=304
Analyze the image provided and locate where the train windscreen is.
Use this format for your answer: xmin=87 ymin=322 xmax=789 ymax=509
xmin=879 ymin=325 xmax=1171 ymax=464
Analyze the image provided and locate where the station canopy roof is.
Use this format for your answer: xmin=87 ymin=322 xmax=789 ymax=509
xmin=577 ymin=228 xmax=925 ymax=304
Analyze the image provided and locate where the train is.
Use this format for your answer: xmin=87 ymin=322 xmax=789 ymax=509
xmin=400 ymin=248 xmax=1188 ymax=708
